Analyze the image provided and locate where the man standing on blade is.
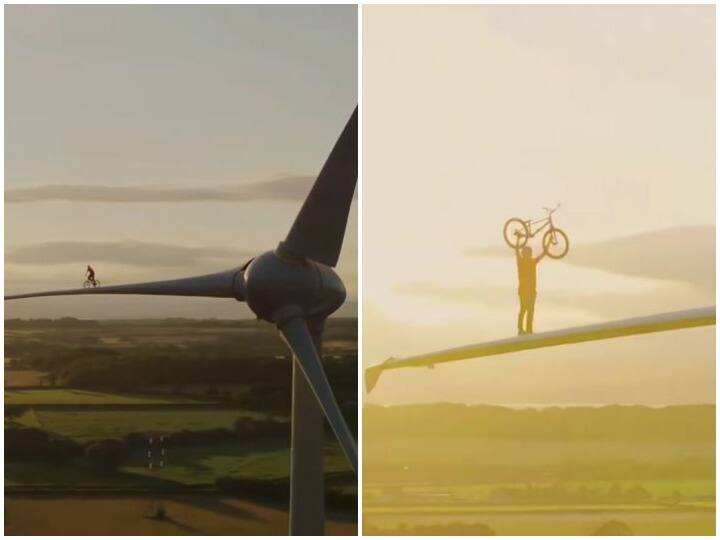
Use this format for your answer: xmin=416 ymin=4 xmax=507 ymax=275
xmin=516 ymin=245 xmax=545 ymax=335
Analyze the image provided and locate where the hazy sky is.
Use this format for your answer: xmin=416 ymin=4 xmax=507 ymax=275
xmin=5 ymin=5 xmax=357 ymax=319
xmin=363 ymin=5 xmax=715 ymax=405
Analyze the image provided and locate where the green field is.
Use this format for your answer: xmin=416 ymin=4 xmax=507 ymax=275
xmin=367 ymin=478 xmax=716 ymax=502
xmin=14 ymin=408 xmax=278 ymax=442
xmin=4 ymin=461 xmax=167 ymax=488
xmin=5 ymin=324 xmax=347 ymax=489
xmin=364 ymin=403 xmax=714 ymax=535
xmin=364 ymin=435 xmax=714 ymax=470
xmin=6 ymin=440 xmax=351 ymax=488
xmin=5 ymin=389 xmax=214 ymax=406
xmin=5 ymin=317 xmax=358 ymax=536
xmin=124 ymin=441 xmax=351 ymax=485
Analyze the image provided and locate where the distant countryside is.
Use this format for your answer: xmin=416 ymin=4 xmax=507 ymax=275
xmin=363 ymin=403 xmax=715 ymax=535
xmin=5 ymin=317 xmax=358 ymax=535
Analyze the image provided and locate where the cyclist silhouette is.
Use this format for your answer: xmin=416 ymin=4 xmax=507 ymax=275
xmin=516 ymin=246 xmax=545 ymax=335
xmin=85 ymin=265 xmax=97 ymax=287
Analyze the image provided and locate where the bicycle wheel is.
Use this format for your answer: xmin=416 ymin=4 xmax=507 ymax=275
xmin=83 ymin=280 xmax=92 ymax=288
xmin=503 ymin=218 xmax=529 ymax=248
xmin=542 ymin=228 xmax=570 ymax=259
xmin=94 ymin=280 xmax=101 ymax=287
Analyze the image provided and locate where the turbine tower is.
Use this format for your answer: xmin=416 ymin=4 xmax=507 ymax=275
xmin=6 ymin=108 xmax=359 ymax=535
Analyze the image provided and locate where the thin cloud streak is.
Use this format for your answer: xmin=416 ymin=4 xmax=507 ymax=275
xmin=6 ymin=176 xmax=315 ymax=204
xmin=7 ymin=241 xmax=253 ymax=268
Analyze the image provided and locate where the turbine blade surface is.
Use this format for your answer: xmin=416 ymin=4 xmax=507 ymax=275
xmin=279 ymin=316 xmax=358 ymax=473
xmin=5 ymin=269 xmax=244 ymax=301
xmin=282 ymin=108 xmax=358 ymax=267
xmin=366 ymin=306 xmax=716 ymax=391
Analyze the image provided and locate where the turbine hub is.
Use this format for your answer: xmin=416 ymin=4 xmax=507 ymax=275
xmin=242 ymin=249 xmax=346 ymax=323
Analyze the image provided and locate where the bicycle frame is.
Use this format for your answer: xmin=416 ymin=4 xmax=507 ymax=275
xmin=504 ymin=205 xmax=567 ymax=256
xmin=524 ymin=213 xmax=555 ymax=239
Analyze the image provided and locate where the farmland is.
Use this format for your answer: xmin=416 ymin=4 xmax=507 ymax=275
xmin=12 ymin=407 xmax=276 ymax=442
xmin=6 ymin=496 xmax=357 ymax=536
xmin=5 ymin=317 xmax=358 ymax=535
xmin=363 ymin=403 xmax=715 ymax=535
xmin=6 ymin=388 xmax=215 ymax=406
xmin=363 ymin=507 xmax=714 ymax=535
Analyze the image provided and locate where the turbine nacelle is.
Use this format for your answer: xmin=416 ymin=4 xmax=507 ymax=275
xmin=242 ymin=248 xmax=346 ymax=324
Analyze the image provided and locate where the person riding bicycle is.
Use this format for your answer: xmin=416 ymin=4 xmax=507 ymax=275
xmin=85 ymin=265 xmax=97 ymax=287
xmin=515 ymin=246 xmax=545 ymax=335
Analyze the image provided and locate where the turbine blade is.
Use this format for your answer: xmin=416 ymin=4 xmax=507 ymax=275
xmin=365 ymin=363 xmax=384 ymax=394
xmin=5 ymin=269 xmax=245 ymax=301
xmin=365 ymin=306 xmax=716 ymax=391
xmin=278 ymin=316 xmax=358 ymax=473
xmin=280 ymin=107 xmax=358 ymax=267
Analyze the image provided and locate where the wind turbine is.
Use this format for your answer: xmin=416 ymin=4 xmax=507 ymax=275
xmin=6 ymin=108 xmax=358 ymax=535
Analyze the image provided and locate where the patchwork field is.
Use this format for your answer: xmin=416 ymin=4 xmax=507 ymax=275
xmin=13 ymin=407 xmax=276 ymax=442
xmin=366 ymin=478 xmax=716 ymax=504
xmin=363 ymin=403 xmax=715 ymax=535
xmin=124 ymin=442 xmax=350 ymax=485
xmin=364 ymin=507 xmax=714 ymax=535
xmin=5 ymin=318 xmax=358 ymax=535
xmin=6 ymin=440 xmax=351 ymax=488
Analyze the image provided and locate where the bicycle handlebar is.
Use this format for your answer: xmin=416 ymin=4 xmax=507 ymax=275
xmin=542 ymin=203 xmax=561 ymax=215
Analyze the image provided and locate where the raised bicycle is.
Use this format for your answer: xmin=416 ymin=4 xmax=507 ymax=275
xmin=503 ymin=204 xmax=570 ymax=259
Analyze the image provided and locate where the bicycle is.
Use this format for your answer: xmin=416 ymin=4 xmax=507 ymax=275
xmin=503 ymin=204 xmax=570 ymax=259
xmin=83 ymin=279 xmax=101 ymax=288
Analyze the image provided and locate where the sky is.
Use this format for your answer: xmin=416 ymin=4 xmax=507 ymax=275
xmin=363 ymin=5 xmax=715 ymax=405
xmin=5 ymin=5 xmax=358 ymax=319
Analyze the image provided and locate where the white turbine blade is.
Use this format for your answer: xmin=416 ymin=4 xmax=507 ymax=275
xmin=5 ymin=268 xmax=245 ymax=301
xmin=366 ymin=306 xmax=715 ymax=392
xmin=278 ymin=316 xmax=358 ymax=473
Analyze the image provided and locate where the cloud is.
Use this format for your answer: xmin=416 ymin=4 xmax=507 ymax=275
xmin=465 ymin=245 xmax=508 ymax=258
xmin=396 ymin=282 xmax=509 ymax=307
xmin=466 ymin=226 xmax=715 ymax=292
xmin=6 ymin=241 xmax=252 ymax=268
xmin=5 ymin=176 xmax=316 ymax=204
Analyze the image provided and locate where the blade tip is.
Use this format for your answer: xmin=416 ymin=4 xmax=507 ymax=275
xmin=365 ymin=363 xmax=384 ymax=393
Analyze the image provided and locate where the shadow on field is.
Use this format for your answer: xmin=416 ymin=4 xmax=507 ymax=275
xmin=168 ymin=495 xmax=267 ymax=523
xmin=161 ymin=516 xmax=201 ymax=534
